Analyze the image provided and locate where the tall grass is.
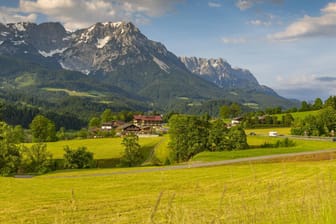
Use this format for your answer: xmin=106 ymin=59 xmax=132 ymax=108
xmin=2 ymin=160 xmax=336 ymax=223
xmin=24 ymin=137 xmax=164 ymax=159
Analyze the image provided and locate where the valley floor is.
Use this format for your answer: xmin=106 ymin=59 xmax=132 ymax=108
xmin=2 ymin=154 xmax=336 ymax=223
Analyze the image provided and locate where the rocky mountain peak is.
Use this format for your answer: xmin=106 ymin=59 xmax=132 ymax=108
xmin=180 ymin=56 xmax=261 ymax=89
xmin=73 ymin=21 xmax=144 ymax=49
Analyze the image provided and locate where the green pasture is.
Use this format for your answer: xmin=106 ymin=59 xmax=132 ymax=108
xmin=274 ymin=110 xmax=321 ymax=120
xmin=193 ymin=135 xmax=336 ymax=162
xmin=25 ymin=137 xmax=164 ymax=160
xmin=2 ymin=160 xmax=336 ymax=223
xmin=154 ymin=130 xmax=336 ymax=163
xmin=42 ymin=88 xmax=105 ymax=98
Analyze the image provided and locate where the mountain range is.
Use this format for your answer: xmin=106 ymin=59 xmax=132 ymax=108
xmin=0 ymin=21 xmax=297 ymax=123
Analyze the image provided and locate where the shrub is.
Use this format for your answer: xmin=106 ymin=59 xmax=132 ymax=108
xmin=261 ymin=138 xmax=296 ymax=148
xmin=63 ymin=146 xmax=94 ymax=169
xmin=0 ymin=122 xmax=22 ymax=176
xmin=120 ymin=134 xmax=143 ymax=167
xmin=275 ymin=138 xmax=296 ymax=147
xmin=21 ymin=143 xmax=53 ymax=174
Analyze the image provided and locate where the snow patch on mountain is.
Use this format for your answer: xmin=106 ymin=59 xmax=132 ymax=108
xmin=59 ymin=61 xmax=72 ymax=71
xmin=1 ymin=32 xmax=9 ymax=37
xmin=0 ymin=41 xmax=3 ymax=45
xmin=103 ymin=21 xmax=122 ymax=28
xmin=153 ymin=56 xmax=170 ymax=73
xmin=12 ymin=40 xmax=26 ymax=46
xmin=39 ymin=47 xmax=68 ymax=57
xmin=96 ymin=36 xmax=111 ymax=49
xmin=81 ymin=69 xmax=90 ymax=75
xmin=78 ymin=31 xmax=91 ymax=43
xmin=13 ymin=23 xmax=26 ymax=32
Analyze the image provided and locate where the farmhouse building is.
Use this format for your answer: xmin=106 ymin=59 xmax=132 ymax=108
xmin=133 ymin=115 xmax=163 ymax=127
xmin=116 ymin=123 xmax=142 ymax=135
xmin=231 ymin=117 xmax=243 ymax=126
xmin=101 ymin=121 xmax=125 ymax=130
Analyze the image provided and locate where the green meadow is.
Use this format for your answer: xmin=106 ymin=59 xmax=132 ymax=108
xmin=274 ymin=110 xmax=321 ymax=120
xmin=2 ymin=160 xmax=336 ymax=223
xmin=25 ymin=137 xmax=164 ymax=159
xmin=193 ymin=135 xmax=336 ymax=162
xmin=3 ymin=127 xmax=336 ymax=223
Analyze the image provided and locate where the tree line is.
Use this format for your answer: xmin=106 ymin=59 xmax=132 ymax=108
xmin=0 ymin=121 xmax=95 ymax=176
xmin=168 ymin=114 xmax=248 ymax=163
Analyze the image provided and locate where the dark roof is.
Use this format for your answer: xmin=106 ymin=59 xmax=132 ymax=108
xmin=134 ymin=115 xmax=163 ymax=121
xmin=116 ymin=123 xmax=141 ymax=130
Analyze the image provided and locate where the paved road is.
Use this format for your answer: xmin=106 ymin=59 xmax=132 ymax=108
xmin=43 ymin=149 xmax=336 ymax=179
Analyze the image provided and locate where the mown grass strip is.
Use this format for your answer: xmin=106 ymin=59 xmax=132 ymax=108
xmin=2 ymin=160 xmax=336 ymax=223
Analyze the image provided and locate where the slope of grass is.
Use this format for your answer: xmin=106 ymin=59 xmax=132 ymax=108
xmin=192 ymin=135 xmax=336 ymax=162
xmin=274 ymin=110 xmax=321 ymax=121
xmin=42 ymin=88 xmax=105 ymax=98
xmin=2 ymin=160 xmax=336 ymax=223
xmin=153 ymin=136 xmax=170 ymax=163
xmin=25 ymin=137 xmax=164 ymax=159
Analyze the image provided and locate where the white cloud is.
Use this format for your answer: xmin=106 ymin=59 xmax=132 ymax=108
xmin=208 ymin=2 xmax=222 ymax=8
xmin=275 ymin=74 xmax=336 ymax=100
xmin=0 ymin=6 xmax=37 ymax=24
xmin=249 ymin=19 xmax=271 ymax=26
xmin=222 ymin=37 xmax=247 ymax=44
xmin=269 ymin=2 xmax=336 ymax=41
xmin=236 ymin=0 xmax=253 ymax=10
xmin=17 ymin=0 xmax=183 ymax=30
xmin=236 ymin=0 xmax=283 ymax=11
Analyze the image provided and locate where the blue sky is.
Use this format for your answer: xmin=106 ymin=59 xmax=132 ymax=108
xmin=1 ymin=0 xmax=336 ymax=100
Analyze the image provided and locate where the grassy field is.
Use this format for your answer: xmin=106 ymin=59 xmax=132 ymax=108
xmin=2 ymin=160 xmax=336 ymax=223
xmin=274 ymin=110 xmax=321 ymax=120
xmin=42 ymin=88 xmax=105 ymax=98
xmin=193 ymin=135 xmax=336 ymax=162
xmin=25 ymin=137 xmax=164 ymax=159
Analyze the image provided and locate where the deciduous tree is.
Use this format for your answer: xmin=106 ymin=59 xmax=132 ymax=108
xmin=21 ymin=143 xmax=53 ymax=174
xmin=0 ymin=122 xmax=21 ymax=176
xmin=120 ymin=134 xmax=143 ymax=167
xmin=30 ymin=115 xmax=56 ymax=142
xmin=169 ymin=115 xmax=210 ymax=162
xmin=209 ymin=119 xmax=230 ymax=151
xmin=63 ymin=146 xmax=94 ymax=169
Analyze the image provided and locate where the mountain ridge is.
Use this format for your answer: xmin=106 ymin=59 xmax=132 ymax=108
xmin=0 ymin=21 xmax=297 ymax=113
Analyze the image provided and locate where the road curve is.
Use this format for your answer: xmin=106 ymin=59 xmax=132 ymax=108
xmin=42 ymin=149 xmax=336 ymax=179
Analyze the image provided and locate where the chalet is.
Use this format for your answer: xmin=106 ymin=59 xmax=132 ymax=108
xmin=101 ymin=122 xmax=114 ymax=130
xmin=133 ymin=115 xmax=163 ymax=127
xmin=231 ymin=116 xmax=244 ymax=126
xmin=116 ymin=123 xmax=142 ymax=135
xmin=101 ymin=121 xmax=125 ymax=131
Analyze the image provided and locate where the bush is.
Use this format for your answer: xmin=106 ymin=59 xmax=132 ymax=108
xmin=120 ymin=134 xmax=144 ymax=167
xmin=21 ymin=143 xmax=53 ymax=174
xmin=63 ymin=146 xmax=94 ymax=169
xmin=0 ymin=122 xmax=22 ymax=176
xmin=275 ymin=138 xmax=296 ymax=147
xmin=261 ymin=138 xmax=296 ymax=148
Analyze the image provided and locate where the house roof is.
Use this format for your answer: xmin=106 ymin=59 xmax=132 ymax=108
xmin=133 ymin=115 xmax=163 ymax=121
xmin=232 ymin=116 xmax=243 ymax=121
xmin=101 ymin=121 xmax=125 ymax=128
xmin=116 ymin=123 xmax=141 ymax=130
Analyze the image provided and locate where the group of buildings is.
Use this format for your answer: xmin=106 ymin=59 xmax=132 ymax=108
xmin=100 ymin=115 xmax=164 ymax=136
